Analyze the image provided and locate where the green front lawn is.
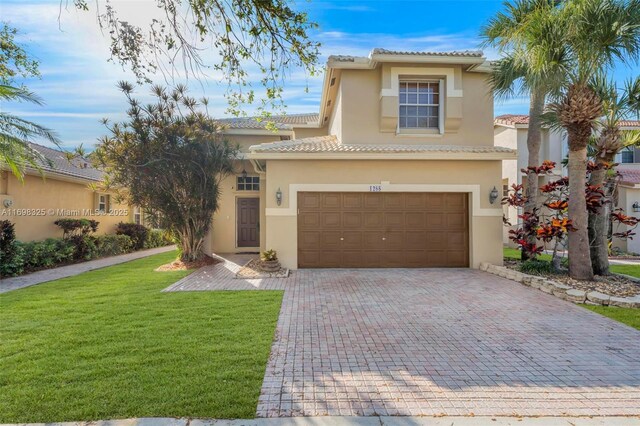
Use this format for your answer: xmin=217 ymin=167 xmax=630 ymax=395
xmin=583 ymin=306 xmax=640 ymax=330
xmin=503 ymin=247 xmax=552 ymax=261
xmin=0 ymin=251 xmax=283 ymax=423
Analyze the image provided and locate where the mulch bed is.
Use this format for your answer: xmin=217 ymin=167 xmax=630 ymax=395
xmin=504 ymin=258 xmax=640 ymax=298
xmin=235 ymin=259 xmax=290 ymax=279
xmin=155 ymin=255 xmax=220 ymax=271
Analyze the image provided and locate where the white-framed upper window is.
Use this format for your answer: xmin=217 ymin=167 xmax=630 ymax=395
xmin=133 ymin=206 xmax=142 ymax=225
xmin=237 ymin=176 xmax=260 ymax=191
xmin=97 ymin=194 xmax=109 ymax=212
xmin=398 ymin=80 xmax=440 ymax=130
xmin=616 ymin=146 xmax=635 ymax=164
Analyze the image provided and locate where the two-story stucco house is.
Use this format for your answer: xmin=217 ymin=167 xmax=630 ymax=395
xmin=494 ymin=114 xmax=640 ymax=251
xmin=204 ymin=48 xmax=516 ymax=269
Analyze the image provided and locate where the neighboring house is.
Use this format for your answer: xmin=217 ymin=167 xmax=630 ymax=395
xmin=0 ymin=143 xmax=136 ymax=241
xmin=205 ymin=48 xmax=516 ymax=269
xmin=494 ymin=114 xmax=640 ymax=249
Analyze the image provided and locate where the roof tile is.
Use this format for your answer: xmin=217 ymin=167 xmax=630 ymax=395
xmin=250 ymin=135 xmax=515 ymax=154
xmin=28 ymin=143 xmax=104 ymax=182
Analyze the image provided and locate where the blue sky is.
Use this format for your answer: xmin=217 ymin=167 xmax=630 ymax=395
xmin=3 ymin=0 xmax=640 ymax=150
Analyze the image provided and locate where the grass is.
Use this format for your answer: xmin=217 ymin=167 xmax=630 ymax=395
xmin=583 ymin=306 xmax=640 ymax=330
xmin=0 ymin=251 xmax=283 ymax=423
xmin=503 ymin=247 xmax=552 ymax=261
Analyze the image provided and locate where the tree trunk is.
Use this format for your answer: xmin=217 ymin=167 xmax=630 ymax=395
xmin=522 ymin=90 xmax=545 ymax=260
xmin=588 ymin=163 xmax=612 ymax=275
xmin=567 ymin=144 xmax=594 ymax=280
xmin=178 ymin=225 xmax=205 ymax=262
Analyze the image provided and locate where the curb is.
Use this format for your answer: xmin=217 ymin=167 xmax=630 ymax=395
xmin=3 ymin=416 xmax=640 ymax=426
xmin=480 ymin=262 xmax=640 ymax=308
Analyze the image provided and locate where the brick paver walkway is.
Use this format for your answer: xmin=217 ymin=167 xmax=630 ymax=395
xmin=165 ymin=263 xmax=640 ymax=418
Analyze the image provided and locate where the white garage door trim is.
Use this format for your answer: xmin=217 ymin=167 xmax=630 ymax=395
xmin=265 ymin=182 xmax=501 ymax=217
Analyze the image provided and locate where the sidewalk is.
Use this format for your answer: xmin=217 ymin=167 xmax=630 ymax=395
xmin=0 ymin=245 xmax=176 ymax=294
xmin=2 ymin=417 xmax=639 ymax=426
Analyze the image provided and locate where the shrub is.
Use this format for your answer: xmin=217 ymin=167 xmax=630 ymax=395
xmin=19 ymin=238 xmax=75 ymax=271
xmin=55 ymin=218 xmax=99 ymax=238
xmin=69 ymin=235 xmax=98 ymax=261
xmin=115 ymin=222 xmax=148 ymax=250
xmin=144 ymin=229 xmax=173 ymax=249
xmin=95 ymin=234 xmax=133 ymax=257
xmin=0 ymin=220 xmax=24 ymax=277
xmin=260 ymin=249 xmax=278 ymax=261
xmin=519 ymin=259 xmax=554 ymax=275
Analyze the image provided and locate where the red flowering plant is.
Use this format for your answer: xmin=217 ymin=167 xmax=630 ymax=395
xmin=503 ymin=160 xmax=639 ymax=263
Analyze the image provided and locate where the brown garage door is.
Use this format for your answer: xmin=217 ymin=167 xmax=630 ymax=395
xmin=298 ymin=192 xmax=469 ymax=268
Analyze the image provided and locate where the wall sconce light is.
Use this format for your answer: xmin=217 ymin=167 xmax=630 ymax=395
xmin=276 ymin=188 xmax=283 ymax=206
xmin=489 ymin=186 xmax=499 ymax=204
xmin=633 ymin=202 xmax=640 ymax=212
xmin=241 ymin=168 xmax=247 ymax=180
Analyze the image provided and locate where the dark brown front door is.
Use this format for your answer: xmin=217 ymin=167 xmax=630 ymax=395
xmin=297 ymin=192 xmax=469 ymax=268
xmin=237 ymin=197 xmax=259 ymax=247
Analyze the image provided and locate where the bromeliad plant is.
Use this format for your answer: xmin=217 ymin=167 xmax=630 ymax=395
xmin=503 ymin=160 xmax=639 ymax=272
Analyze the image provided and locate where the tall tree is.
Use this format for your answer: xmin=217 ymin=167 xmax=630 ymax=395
xmin=588 ymin=76 xmax=640 ymax=274
xmin=67 ymin=0 xmax=320 ymax=115
xmin=94 ymin=83 xmax=238 ymax=262
xmin=482 ymin=0 xmax=568 ymax=260
xmin=545 ymin=0 xmax=640 ymax=280
xmin=0 ymin=24 xmax=59 ymax=179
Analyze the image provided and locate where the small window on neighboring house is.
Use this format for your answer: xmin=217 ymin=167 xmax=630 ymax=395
xmin=97 ymin=194 xmax=109 ymax=212
xmin=280 ymin=135 xmax=291 ymax=141
xmin=133 ymin=207 xmax=142 ymax=225
xmin=237 ymin=176 xmax=260 ymax=191
xmin=618 ymin=147 xmax=635 ymax=164
xmin=399 ymin=80 xmax=440 ymax=130
xmin=503 ymin=184 xmax=510 ymax=197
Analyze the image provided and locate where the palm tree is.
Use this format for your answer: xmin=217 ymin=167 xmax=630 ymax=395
xmin=0 ymin=84 xmax=60 ymax=180
xmin=587 ymin=76 xmax=640 ymax=274
xmin=544 ymin=0 xmax=640 ymax=280
xmin=481 ymin=0 xmax=568 ymax=260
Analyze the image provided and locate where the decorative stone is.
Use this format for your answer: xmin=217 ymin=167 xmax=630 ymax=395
xmin=609 ymin=295 xmax=640 ymax=308
xmin=587 ymin=291 xmax=611 ymax=305
xmin=565 ymin=289 xmax=587 ymax=303
xmin=479 ymin=262 xmax=490 ymax=271
xmin=549 ymin=281 xmax=572 ymax=290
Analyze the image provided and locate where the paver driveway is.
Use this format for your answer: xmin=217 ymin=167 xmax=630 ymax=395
xmin=166 ymin=260 xmax=640 ymax=417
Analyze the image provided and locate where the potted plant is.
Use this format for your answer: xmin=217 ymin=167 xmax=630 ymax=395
xmin=259 ymin=249 xmax=281 ymax=272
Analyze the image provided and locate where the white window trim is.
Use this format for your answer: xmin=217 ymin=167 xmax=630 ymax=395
xmin=236 ymin=175 xmax=260 ymax=191
xmin=97 ymin=194 xmax=108 ymax=212
xmin=396 ymin=78 xmax=445 ymax=135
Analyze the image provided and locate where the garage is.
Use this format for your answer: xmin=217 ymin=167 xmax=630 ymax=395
xmin=297 ymin=192 xmax=469 ymax=268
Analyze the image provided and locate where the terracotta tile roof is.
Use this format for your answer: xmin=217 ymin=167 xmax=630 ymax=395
xmin=495 ymin=115 xmax=640 ymax=128
xmin=372 ymin=48 xmax=484 ymax=57
xmin=618 ymin=168 xmax=640 ymax=185
xmin=620 ymin=120 xmax=640 ymax=127
xmin=28 ymin=143 xmax=103 ymax=182
xmin=217 ymin=113 xmax=319 ymax=130
xmin=330 ymin=49 xmax=484 ymax=63
xmin=250 ymin=135 xmax=516 ymax=154
xmin=494 ymin=114 xmax=530 ymax=126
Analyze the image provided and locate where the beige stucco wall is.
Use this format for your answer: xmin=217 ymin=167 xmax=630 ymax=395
xmin=293 ymin=127 xmax=328 ymax=139
xmin=262 ymin=159 xmax=504 ymax=269
xmin=204 ymin=159 xmax=265 ymax=255
xmin=0 ymin=171 xmax=130 ymax=242
xmin=336 ymin=65 xmax=494 ymax=146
